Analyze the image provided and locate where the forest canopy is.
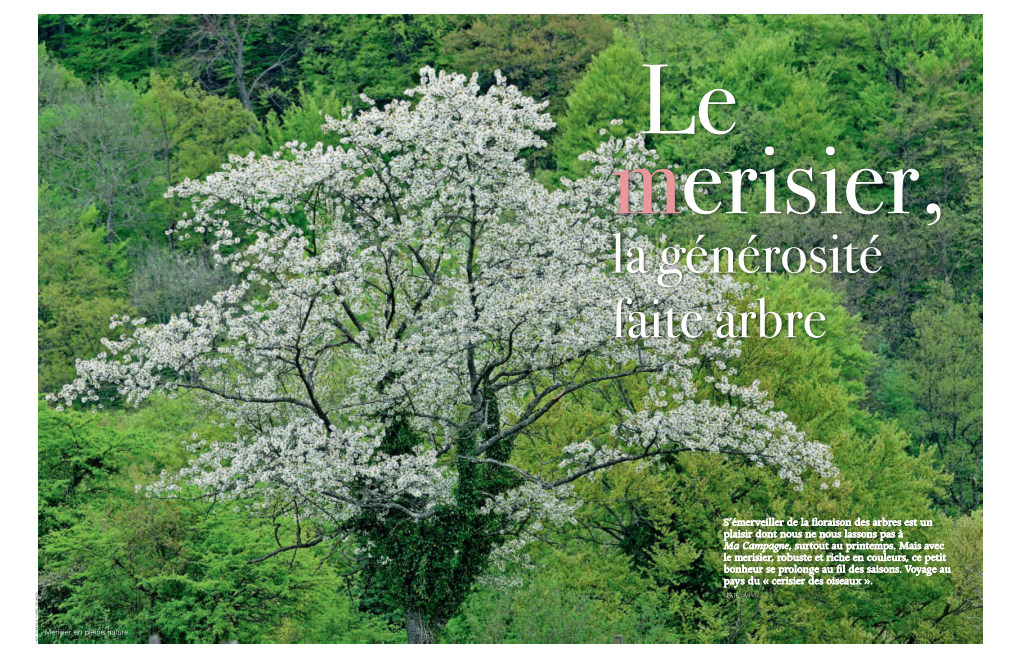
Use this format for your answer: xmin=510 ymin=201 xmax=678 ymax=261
xmin=37 ymin=14 xmax=982 ymax=644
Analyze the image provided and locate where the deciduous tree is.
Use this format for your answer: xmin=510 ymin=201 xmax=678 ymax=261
xmin=52 ymin=69 xmax=836 ymax=643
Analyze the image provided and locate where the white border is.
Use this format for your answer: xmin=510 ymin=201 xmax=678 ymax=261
xmin=12 ymin=3 xmax=1017 ymax=653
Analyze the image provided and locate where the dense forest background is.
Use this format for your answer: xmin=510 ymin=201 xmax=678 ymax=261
xmin=37 ymin=14 xmax=982 ymax=643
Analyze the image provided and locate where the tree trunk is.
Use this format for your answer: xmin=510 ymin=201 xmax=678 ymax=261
xmin=234 ymin=59 xmax=252 ymax=111
xmin=405 ymin=608 xmax=438 ymax=644
xmin=105 ymin=206 xmax=116 ymax=243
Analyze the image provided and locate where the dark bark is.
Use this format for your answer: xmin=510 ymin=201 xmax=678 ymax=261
xmin=405 ymin=609 xmax=439 ymax=644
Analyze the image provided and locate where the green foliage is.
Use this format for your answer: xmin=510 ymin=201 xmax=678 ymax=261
xmin=140 ymin=73 xmax=261 ymax=245
xmin=554 ymin=36 xmax=653 ymax=178
xmin=299 ymin=15 xmax=462 ymax=110
xmin=470 ymin=275 xmax=979 ymax=643
xmin=38 ymin=401 xmax=128 ymax=535
xmin=142 ymin=73 xmax=261 ymax=182
xmin=444 ymin=15 xmax=613 ymax=120
xmin=888 ymin=282 xmax=982 ymax=514
xmin=38 ymin=15 xmax=157 ymax=83
xmin=612 ymin=15 xmax=982 ymax=356
xmin=39 ymin=74 xmax=160 ymax=242
xmin=853 ymin=16 xmax=983 ymax=347
xmin=38 ymin=44 xmax=84 ymax=110
xmin=355 ymin=389 xmax=521 ymax=640
xmin=197 ymin=15 xmax=308 ymax=114
xmin=38 ymin=193 xmax=131 ymax=393
xmin=38 ymin=397 xmax=404 ymax=644
xmin=37 ymin=15 xmax=982 ymax=643
xmin=263 ymin=85 xmax=348 ymax=149
xmin=445 ymin=547 xmax=679 ymax=643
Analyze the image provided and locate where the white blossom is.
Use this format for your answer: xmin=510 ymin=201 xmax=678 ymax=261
xmin=49 ymin=67 xmax=836 ymax=570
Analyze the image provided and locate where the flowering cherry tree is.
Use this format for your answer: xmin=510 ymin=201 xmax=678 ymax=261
xmin=51 ymin=69 xmax=836 ymax=643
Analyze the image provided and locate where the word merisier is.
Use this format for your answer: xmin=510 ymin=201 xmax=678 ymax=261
xmin=613 ymin=158 xmax=934 ymax=219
